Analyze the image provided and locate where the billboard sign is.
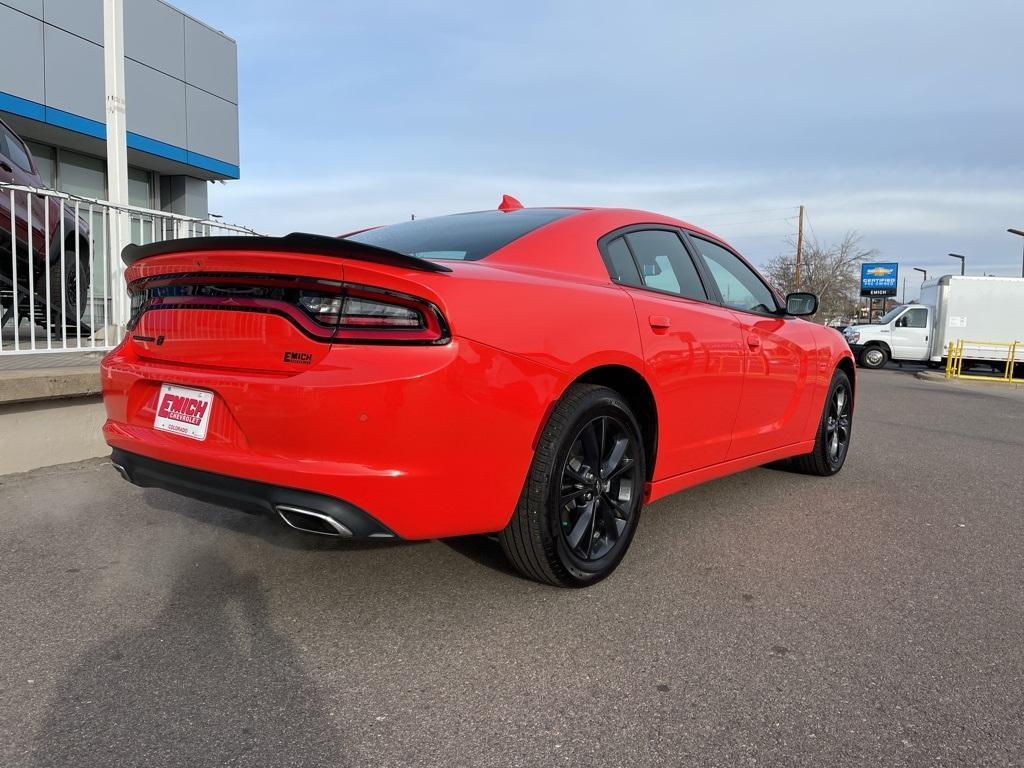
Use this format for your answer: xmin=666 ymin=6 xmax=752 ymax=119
xmin=860 ymin=263 xmax=898 ymax=297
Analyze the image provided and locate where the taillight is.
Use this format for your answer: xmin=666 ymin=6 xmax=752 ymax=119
xmin=127 ymin=273 xmax=450 ymax=345
xmin=298 ymin=285 xmax=447 ymax=343
xmin=298 ymin=294 xmax=343 ymax=324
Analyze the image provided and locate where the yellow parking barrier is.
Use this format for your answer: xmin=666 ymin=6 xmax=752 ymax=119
xmin=944 ymin=338 xmax=1022 ymax=382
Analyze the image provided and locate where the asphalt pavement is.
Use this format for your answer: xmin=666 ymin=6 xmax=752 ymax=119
xmin=2 ymin=368 xmax=1023 ymax=767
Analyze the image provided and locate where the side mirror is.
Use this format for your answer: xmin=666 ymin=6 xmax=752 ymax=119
xmin=785 ymin=292 xmax=818 ymax=316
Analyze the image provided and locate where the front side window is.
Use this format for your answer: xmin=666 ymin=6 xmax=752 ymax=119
xmin=898 ymin=307 xmax=928 ymax=328
xmin=1 ymin=127 xmax=34 ymax=174
xmin=624 ymin=229 xmax=707 ymax=301
xmin=690 ymin=236 xmax=778 ymax=314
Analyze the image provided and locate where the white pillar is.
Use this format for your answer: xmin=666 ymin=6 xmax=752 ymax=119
xmin=103 ymin=0 xmax=130 ymax=336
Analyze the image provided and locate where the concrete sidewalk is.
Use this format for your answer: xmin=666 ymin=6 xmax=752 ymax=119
xmin=0 ymin=353 xmax=106 ymax=475
xmin=915 ymin=368 xmax=1024 ymax=391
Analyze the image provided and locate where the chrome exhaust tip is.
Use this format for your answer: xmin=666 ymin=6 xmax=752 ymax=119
xmin=111 ymin=461 xmax=132 ymax=483
xmin=275 ymin=505 xmax=353 ymax=538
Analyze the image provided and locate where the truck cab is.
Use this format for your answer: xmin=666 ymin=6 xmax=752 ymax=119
xmin=843 ymin=304 xmax=931 ymax=369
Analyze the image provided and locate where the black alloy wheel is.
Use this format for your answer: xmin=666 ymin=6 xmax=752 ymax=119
xmin=499 ymin=384 xmax=646 ymax=587
xmin=792 ymin=368 xmax=854 ymax=476
xmin=558 ymin=415 xmax=639 ymax=563
xmin=824 ymin=380 xmax=852 ymax=468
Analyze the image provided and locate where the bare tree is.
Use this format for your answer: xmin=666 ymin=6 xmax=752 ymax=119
xmin=763 ymin=231 xmax=878 ymax=323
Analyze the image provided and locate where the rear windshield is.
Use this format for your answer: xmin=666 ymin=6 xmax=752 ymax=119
xmin=344 ymin=208 xmax=578 ymax=261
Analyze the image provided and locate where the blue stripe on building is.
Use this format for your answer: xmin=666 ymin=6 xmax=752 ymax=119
xmin=0 ymin=90 xmax=239 ymax=180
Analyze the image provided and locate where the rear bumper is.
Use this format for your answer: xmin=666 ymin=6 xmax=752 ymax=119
xmin=111 ymin=448 xmax=396 ymax=538
xmin=101 ymin=336 xmax=566 ymax=539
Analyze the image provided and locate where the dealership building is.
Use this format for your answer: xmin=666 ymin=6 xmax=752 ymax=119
xmin=0 ymin=0 xmax=239 ymax=218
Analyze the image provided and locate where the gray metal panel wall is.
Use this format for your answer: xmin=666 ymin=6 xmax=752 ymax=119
xmin=125 ymin=58 xmax=187 ymax=148
xmin=0 ymin=0 xmax=42 ymax=18
xmin=2 ymin=0 xmax=239 ymax=176
xmin=125 ymin=0 xmax=185 ymax=81
xmin=44 ymin=0 xmax=103 ymax=45
xmin=0 ymin=5 xmax=45 ymax=102
xmin=183 ymin=17 xmax=238 ymax=104
xmin=42 ymin=25 xmax=104 ymax=123
xmin=185 ymin=85 xmax=239 ymax=165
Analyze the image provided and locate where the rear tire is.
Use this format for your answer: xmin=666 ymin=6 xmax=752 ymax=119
xmin=499 ymin=384 xmax=646 ymax=587
xmin=792 ymin=369 xmax=854 ymax=476
xmin=859 ymin=346 xmax=888 ymax=369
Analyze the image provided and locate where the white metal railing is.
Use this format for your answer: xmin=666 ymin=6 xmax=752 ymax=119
xmin=1 ymin=181 xmax=259 ymax=355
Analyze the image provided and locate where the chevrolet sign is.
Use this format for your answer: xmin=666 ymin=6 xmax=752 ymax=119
xmin=860 ymin=262 xmax=899 ymax=297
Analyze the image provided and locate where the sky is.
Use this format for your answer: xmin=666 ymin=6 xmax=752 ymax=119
xmin=178 ymin=0 xmax=1024 ymax=298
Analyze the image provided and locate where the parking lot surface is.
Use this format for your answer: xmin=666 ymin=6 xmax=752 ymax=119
xmin=2 ymin=369 xmax=1023 ymax=767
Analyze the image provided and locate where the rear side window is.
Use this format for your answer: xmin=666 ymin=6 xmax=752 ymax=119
xmin=625 ymin=229 xmax=707 ymax=301
xmin=690 ymin=236 xmax=778 ymax=314
xmin=1 ymin=127 xmax=34 ymax=174
xmin=604 ymin=237 xmax=642 ymax=285
xmin=345 ymin=208 xmax=578 ymax=261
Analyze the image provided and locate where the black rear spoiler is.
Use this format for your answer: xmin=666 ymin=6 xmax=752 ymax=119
xmin=121 ymin=231 xmax=453 ymax=273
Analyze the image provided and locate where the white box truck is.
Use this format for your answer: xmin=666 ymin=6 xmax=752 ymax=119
xmin=842 ymin=275 xmax=1024 ymax=370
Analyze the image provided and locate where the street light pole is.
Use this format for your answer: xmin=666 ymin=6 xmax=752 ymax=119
xmin=913 ymin=267 xmax=928 ymax=280
xmin=948 ymin=253 xmax=966 ymax=276
xmin=1008 ymin=229 xmax=1024 ymax=278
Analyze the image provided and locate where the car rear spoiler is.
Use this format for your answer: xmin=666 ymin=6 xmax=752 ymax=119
xmin=120 ymin=231 xmax=453 ymax=273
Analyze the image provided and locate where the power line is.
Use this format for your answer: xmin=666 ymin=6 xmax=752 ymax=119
xmin=707 ymin=215 xmax=797 ymax=228
xmin=803 ymin=208 xmax=819 ymax=245
xmin=722 ymin=232 xmax=799 ymax=240
xmin=689 ymin=206 xmax=799 ymax=219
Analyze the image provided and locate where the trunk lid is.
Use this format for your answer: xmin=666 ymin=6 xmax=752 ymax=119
xmin=123 ymin=234 xmax=451 ymax=373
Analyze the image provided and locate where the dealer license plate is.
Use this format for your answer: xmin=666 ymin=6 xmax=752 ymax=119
xmin=154 ymin=384 xmax=214 ymax=441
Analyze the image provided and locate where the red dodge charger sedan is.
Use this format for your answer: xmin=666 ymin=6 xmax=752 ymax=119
xmin=102 ymin=198 xmax=855 ymax=586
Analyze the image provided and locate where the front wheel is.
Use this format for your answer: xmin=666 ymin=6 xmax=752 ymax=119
xmin=499 ymin=384 xmax=646 ymax=587
xmin=38 ymin=244 xmax=90 ymax=334
xmin=792 ymin=369 xmax=854 ymax=476
xmin=859 ymin=346 xmax=888 ymax=369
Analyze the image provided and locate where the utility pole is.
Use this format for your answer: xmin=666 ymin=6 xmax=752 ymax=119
xmin=794 ymin=204 xmax=805 ymax=290
xmin=103 ymin=0 xmax=129 ymax=336
xmin=901 ymin=277 xmax=906 ymax=303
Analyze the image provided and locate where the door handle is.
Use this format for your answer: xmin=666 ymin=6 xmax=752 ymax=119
xmin=648 ymin=315 xmax=671 ymax=330
xmin=0 ymin=162 xmax=12 ymax=173
xmin=746 ymin=334 xmax=761 ymax=349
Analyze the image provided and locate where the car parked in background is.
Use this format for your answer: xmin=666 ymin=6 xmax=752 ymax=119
xmin=102 ymin=199 xmax=856 ymax=586
xmin=0 ymin=117 xmax=90 ymax=332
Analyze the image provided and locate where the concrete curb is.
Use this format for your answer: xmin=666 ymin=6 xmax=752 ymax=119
xmin=914 ymin=369 xmax=1024 ymax=390
xmin=0 ymin=366 xmax=102 ymax=405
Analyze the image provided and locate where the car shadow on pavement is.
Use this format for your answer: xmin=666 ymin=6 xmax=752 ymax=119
xmin=439 ymin=534 xmax=520 ymax=578
xmin=141 ymin=487 xmax=422 ymax=554
xmin=141 ymin=488 xmax=528 ymax=582
xmin=30 ymin=551 xmax=349 ymax=768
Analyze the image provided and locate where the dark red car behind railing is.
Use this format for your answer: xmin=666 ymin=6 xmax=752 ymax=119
xmin=0 ymin=117 xmax=91 ymax=333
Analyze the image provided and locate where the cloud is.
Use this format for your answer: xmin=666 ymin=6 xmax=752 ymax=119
xmin=179 ymin=0 xmax=1024 ymax=289
xmin=210 ymin=165 xmax=1024 ymax=283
